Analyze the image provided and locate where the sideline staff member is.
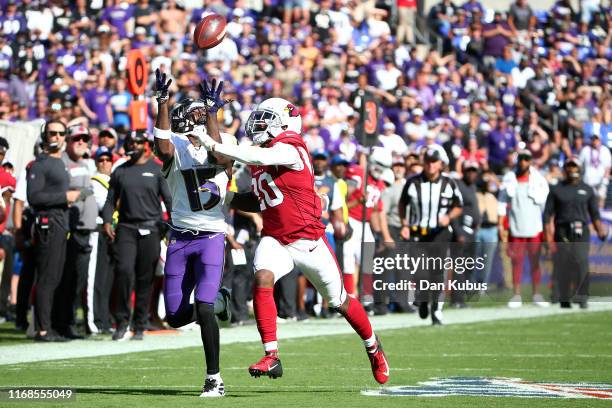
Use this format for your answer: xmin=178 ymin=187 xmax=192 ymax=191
xmin=27 ymin=121 xmax=81 ymax=342
xmin=102 ymin=131 xmax=172 ymax=341
xmin=544 ymin=156 xmax=607 ymax=309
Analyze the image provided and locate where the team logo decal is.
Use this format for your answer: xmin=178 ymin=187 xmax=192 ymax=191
xmin=285 ymin=103 xmax=300 ymax=117
xmin=362 ymin=377 xmax=612 ymax=399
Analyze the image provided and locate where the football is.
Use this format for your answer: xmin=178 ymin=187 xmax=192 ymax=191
xmin=193 ymin=14 xmax=227 ymax=49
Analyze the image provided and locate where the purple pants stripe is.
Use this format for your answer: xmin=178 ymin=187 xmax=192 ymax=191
xmin=163 ymin=230 xmax=225 ymax=318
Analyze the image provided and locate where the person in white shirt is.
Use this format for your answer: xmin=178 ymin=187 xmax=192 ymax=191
xmin=378 ymin=122 xmax=408 ymax=156
xmin=579 ymin=134 xmax=611 ymax=208
xmin=404 ymin=108 xmax=429 ymax=143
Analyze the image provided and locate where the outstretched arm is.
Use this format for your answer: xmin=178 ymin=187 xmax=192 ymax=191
xmin=211 ymin=142 xmax=301 ymax=167
xmin=152 ymin=69 xmax=175 ymax=167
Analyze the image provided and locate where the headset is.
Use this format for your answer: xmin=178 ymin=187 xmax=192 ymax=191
xmin=40 ymin=119 xmax=67 ymax=151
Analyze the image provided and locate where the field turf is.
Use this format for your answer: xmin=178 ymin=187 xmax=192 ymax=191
xmin=1 ymin=310 xmax=611 ymax=408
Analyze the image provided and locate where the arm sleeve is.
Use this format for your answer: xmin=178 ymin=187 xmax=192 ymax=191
xmin=450 ymin=179 xmax=463 ymax=208
xmin=543 ymin=190 xmax=554 ymax=224
xmin=26 ymin=163 xmax=67 ymax=207
xmin=102 ymin=171 xmax=118 ymax=224
xmin=497 ymin=188 xmax=508 ymax=216
xmin=92 ymin=180 xmax=108 ymax=212
xmin=159 ymin=173 xmax=172 ymax=215
xmin=214 ymin=142 xmax=302 ymax=169
xmin=588 ymin=187 xmax=601 ymax=223
xmin=330 ymin=181 xmax=344 ymax=211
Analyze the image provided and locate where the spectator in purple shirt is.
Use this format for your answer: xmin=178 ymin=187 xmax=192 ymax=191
xmin=102 ymin=0 xmax=134 ymax=39
xmin=1 ymin=1 xmax=27 ymax=41
xmin=482 ymin=12 xmax=513 ymax=60
xmin=80 ymin=76 xmax=113 ymax=127
xmin=488 ymin=116 xmax=518 ymax=174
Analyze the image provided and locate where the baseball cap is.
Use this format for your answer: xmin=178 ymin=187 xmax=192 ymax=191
xmin=68 ymin=125 xmax=90 ymax=139
xmin=462 ymin=160 xmax=479 ymax=171
xmin=423 ymin=144 xmax=449 ymax=165
xmin=127 ymin=130 xmax=149 ymax=143
xmin=517 ymin=149 xmax=532 ymax=160
xmin=383 ymin=122 xmax=396 ymax=131
xmin=0 ymin=137 xmax=9 ymax=153
xmin=135 ymin=26 xmax=147 ymax=35
xmin=392 ymin=155 xmax=405 ymax=166
xmin=95 ymin=146 xmax=113 ymax=161
xmin=312 ymin=150 xmax=329 ymax=160
xmin=412 ymin=108 xmax=424 ymax=116
xmin=381 ymin=168 xmax=394 ymax=185
xmin=564 ymin=155 xmax=581 ymax=168
xmin=331 ymin=155 xmax=350 ymax=166
xmin=99 ymin=128 xmax=117 ymax=139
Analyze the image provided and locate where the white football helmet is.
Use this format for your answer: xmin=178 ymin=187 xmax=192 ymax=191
xmin=368 ymin=147 xmax=392 ymax=180
xmin=245 ymin=97 xmax=302 ymax=145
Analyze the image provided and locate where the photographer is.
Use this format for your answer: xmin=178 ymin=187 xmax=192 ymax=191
xmin=27 ymin=120 xmax=81 ymax=342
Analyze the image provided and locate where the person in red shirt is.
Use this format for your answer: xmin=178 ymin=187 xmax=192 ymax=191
xmin=199 ymin=95 xmax=390 ymax=385
xmin=0 ymin=137 xmax=17 ymax=321
xmin=343 ymin=148 xmax=394 ymax=302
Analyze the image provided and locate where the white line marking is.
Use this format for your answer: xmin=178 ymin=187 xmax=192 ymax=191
xmin=1 ymin=302 xmax=611 ymax=366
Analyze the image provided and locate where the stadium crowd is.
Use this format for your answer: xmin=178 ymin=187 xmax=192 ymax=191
xmin=0 ymin=0 xmax=610 ymax=339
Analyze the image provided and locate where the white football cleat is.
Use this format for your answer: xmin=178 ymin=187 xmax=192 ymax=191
xmin=532 ymin=293 xmax=550 ymax=307
xmin=507 ymin=294 xmax=523 ymax=309
xmin=199 ymin=377 xmax=225 ymax=397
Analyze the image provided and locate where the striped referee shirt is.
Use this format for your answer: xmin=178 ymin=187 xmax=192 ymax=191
xmin=399 ymin=173 xmax=463 ymax=229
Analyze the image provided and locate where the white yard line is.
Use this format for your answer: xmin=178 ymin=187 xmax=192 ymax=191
xmin=1 ymin=303 xmax=611 ymax=366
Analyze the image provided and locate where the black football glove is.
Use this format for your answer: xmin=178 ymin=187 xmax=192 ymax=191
xmin=154 ymin=68 xmax=172 ymax=104
xmin=199 ymin=78 xmax=232 ymax=113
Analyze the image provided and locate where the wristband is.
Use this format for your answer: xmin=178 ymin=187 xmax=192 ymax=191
xmin=153 ymin=127 xmax=171 ymax=140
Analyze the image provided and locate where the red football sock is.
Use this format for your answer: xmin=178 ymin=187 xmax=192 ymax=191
xmin=343 ymin=296 xmax=373 ymax=341
xmin=254 ymin=287 xmax=278 ymax=349
xmin=343 ymin=274 xmax=355 ymax=295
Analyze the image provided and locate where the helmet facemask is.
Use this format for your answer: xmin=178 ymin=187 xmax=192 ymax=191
xmin=171 ymin=99 xmax=208 ymax=136
xmin=245 ymin=109 xmax=284 ymax=145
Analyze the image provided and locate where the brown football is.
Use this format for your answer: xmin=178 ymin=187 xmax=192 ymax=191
xmin=193 ymin=14 xmax=227 ymax=49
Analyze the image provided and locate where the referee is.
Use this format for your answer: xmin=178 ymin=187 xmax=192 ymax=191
xmin=102 ymin=131 xmax=172 ymax=341
xmin=398 ymin=145 xmax=463 ymax=325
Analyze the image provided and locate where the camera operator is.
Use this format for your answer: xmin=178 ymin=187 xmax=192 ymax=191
xmin=27 ymin=120 xmax=81 ymax=342
xmin=102 ymin=131 xmax=172 ymax=341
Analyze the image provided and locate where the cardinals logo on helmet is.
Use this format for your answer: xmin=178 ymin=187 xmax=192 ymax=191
xmin=285 ymin=103 xmax=300 ymax=118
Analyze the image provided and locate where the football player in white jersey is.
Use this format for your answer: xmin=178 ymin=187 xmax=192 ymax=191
xmin=152 ymin=70 xmax=234 ymax=397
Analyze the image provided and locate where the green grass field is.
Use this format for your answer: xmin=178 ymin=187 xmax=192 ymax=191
xmin=1 ymin=310 xmax=611 ymax=407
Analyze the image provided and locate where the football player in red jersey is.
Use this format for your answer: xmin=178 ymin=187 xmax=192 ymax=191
xmin=197 ymin=95 xmax=390 ymax=385
xmin=343 ymin=148 xmax=394 ymax=302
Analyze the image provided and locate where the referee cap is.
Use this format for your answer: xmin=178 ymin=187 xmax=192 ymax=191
xmin=423 ymin=144 xmax=449 ymax=165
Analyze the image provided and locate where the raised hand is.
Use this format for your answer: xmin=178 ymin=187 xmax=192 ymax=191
xmin=199 ymin=78 xmax=231 ymax=113
xmin=154 ymin=68 xmax=172 ymax=104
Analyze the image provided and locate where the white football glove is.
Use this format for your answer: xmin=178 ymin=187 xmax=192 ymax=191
xmin=192 ymin=126 xmax=218 ymax=151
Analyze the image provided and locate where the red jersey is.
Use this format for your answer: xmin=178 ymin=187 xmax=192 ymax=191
xmin=250 ymin=131 xmax=325 ymax=244
xmin=0 ymin=167 xmax=16 ymax=233
xmin=346 ymin=165 xmax=384 ymax=222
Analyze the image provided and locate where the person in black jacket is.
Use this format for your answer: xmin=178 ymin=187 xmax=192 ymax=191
xmin=102 ymin=131 xmax=172 ymax=341
xmin=450 ymin=160 xmax=481 ymax=307
xmin=544 ymin=156 xmax=607 ymax=309
xmin=27 ymin=120 xmax=82 ymax=342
